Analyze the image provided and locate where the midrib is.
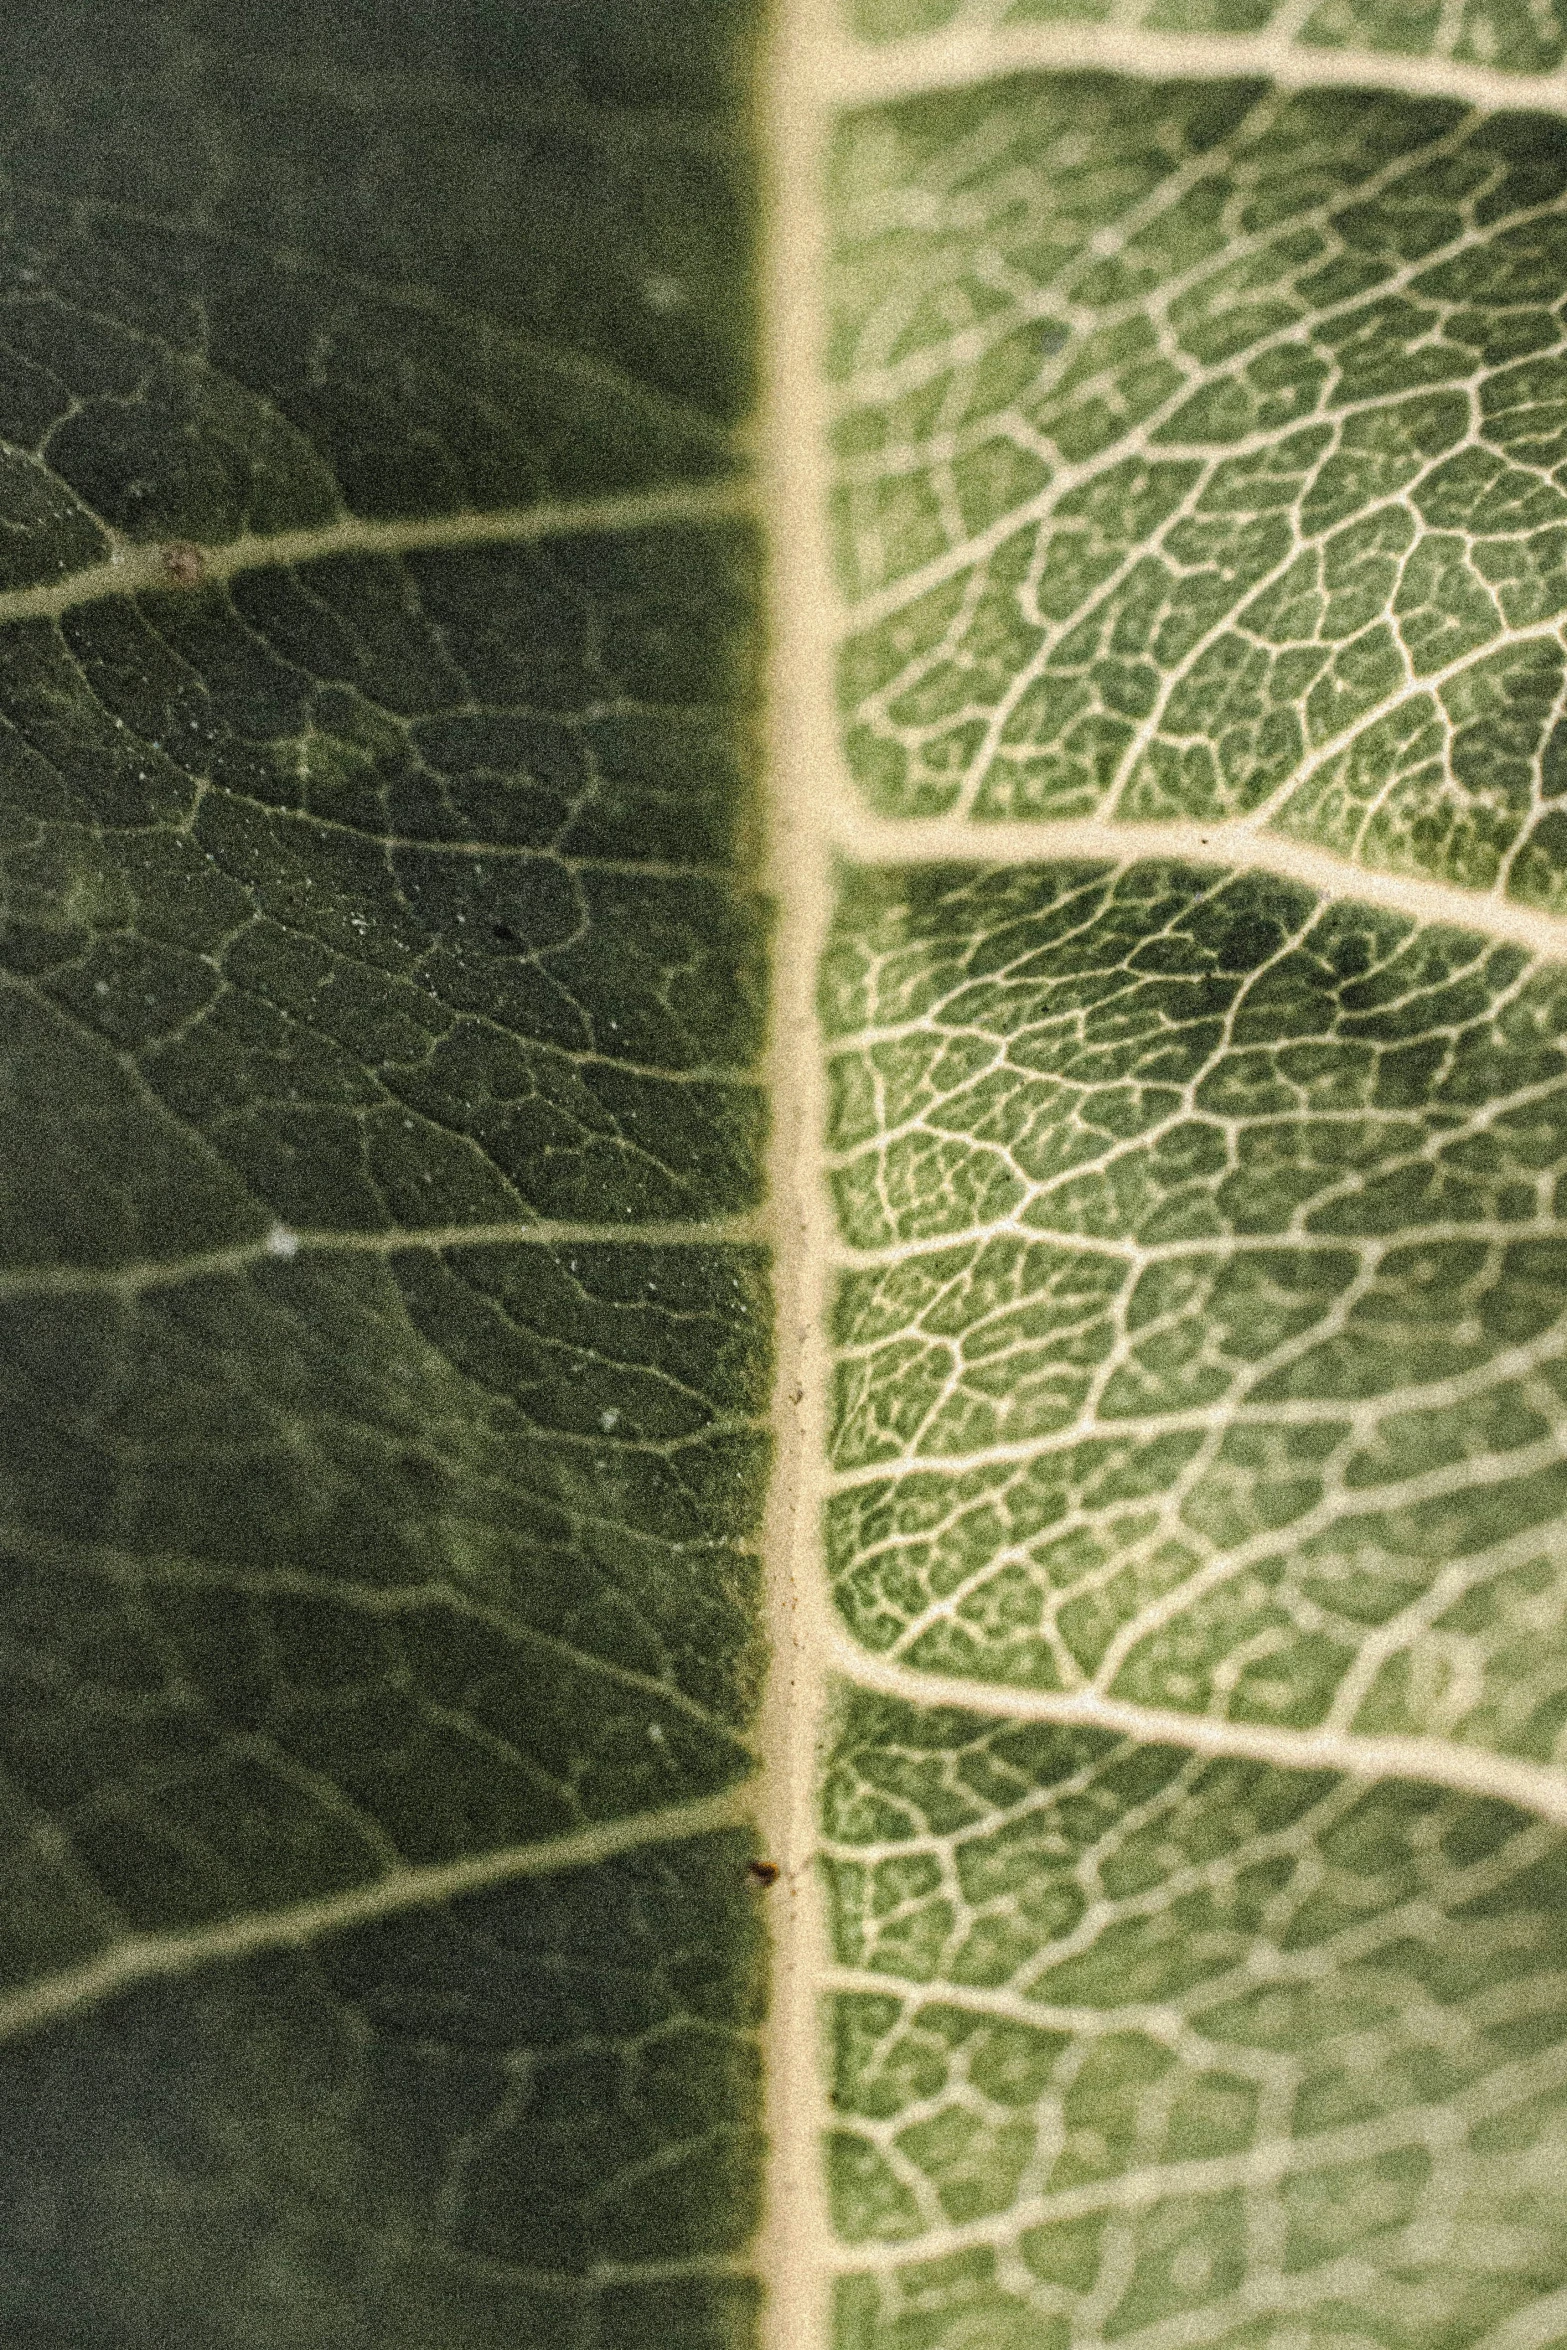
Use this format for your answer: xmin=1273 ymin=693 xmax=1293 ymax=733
xmin=756 ymin=0 xmax=845 ymax=2343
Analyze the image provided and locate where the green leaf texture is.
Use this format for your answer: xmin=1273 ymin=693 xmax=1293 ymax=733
xmin=848 ymin=0 xmax=1567 ymax=74
xmin=0 ymin=4 xmax=769 ymax=2345
xmin=821 ymin=861 xmax=1567 ymax=2339
xmin=834 ymin=77 xmax=1567 ymax=897
xmin=11 ymin=2 xmax=1567 ymax=2346
xmin=825 ymin=1693 xmax=1567 ymax=2348
xmin=818 ymin=45 xmax=1567 ymax=2350
xmin=824 ymin=858 xmax=1567 ymax=1742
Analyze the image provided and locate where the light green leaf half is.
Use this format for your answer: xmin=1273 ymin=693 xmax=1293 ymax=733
xmin=825 ymin=1694 xmax=1567 ymax=2349
xmin=0 ymin=4 xmax=769 ymax=2345
xmin=824 ymin=861 xmax=1567 ymax=1748
xmin=820 ymin=856 xmax=1567 ymax=2342
xmin=815 ymin=41 xmax=1567 ymax=2350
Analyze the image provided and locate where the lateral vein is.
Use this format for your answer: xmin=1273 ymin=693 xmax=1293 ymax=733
xmin=0 ymin=1214 xmax=765 ymax=1299
xmin=816 ymin=22 xmax=1567 ymax=114
xmin=0 ymin=478 xmax=753 ymax=629
xmin=833 ymin=1637 xmax=1567 ymax=1827
xmin=0 ymin=1785 xmax=756 ymax=2048
xmin=829 ymin=807 xmax=1567 ymax=960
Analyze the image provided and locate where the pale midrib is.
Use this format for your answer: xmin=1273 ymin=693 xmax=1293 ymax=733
xmin=835 ymin=1637 xmax=1567 ymax=1827
xmin=816 ymin=21 xmax=1567 ymax=112
xmin=0 ymin=1786 xmax=752 ymax=2047
xmin=832 ymin=805 xmax=1567 ymax=960
xmin=756 ymin=3 xmax=850 ymax=2348
xmin=0 ymin=478 xmax=752 ymax=627
xmin=0 ymin=1213 xmax=764 ymax=1300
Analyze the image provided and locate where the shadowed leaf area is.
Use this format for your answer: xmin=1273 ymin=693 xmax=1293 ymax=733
xmin=0 ymin=2 xmax=770 ymax=2345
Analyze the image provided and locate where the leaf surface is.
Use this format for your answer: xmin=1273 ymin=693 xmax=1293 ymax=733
xmin=813 ymin=32 xmax=1567 ymax=2350
xmin=0 ymin=4 xmax=769 ymax=2344
xmin=847 ymin=0 xmax=1567 ymax=74
xmin=7 ymin=3 xmax=1567 ymax=2347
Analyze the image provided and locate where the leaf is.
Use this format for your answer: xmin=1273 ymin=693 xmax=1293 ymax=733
xmin=8 ymin=3 xmax=1567 ymax=2347
xmin=0 ymin=4 xmax=769 ymax=2344
xmin=832 ymin=74 xmax=1567 ymax=892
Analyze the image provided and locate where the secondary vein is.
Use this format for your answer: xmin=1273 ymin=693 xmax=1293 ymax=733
xmin=0 ymin=1784 xmax=757 ymax=2048
xmin=817 ymin=21 xmax=1567 ymax=115
xmin=830 ymin=805 xmax=1567 ymax=962
xmin=0 ymin=477 xmax=754 ymax=630
xmin=833 ymin=1636 xmax=1567 ymax=1828
xmin=0 ymin=1213 xmax=766 ymax=1300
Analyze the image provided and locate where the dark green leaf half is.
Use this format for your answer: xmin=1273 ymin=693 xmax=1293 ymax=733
xmin=0 ymin=5 xmax=769 ymax=2344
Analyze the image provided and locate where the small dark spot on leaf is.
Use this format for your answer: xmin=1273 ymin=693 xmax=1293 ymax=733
xmin=162 ymin=542 xmax=206 ymax=587
xmin=491 ymin=923 xmax=518 ymax=942
xmin=746 ymin=1858 xmax=780 ymax=1888
xmin=396 ymin=1449 xmax=444 ymax=1496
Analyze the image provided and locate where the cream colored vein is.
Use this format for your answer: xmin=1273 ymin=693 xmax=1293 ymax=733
xmin=0 ymin=478 xmax=753 ymax=629
xmin=0 ymin=1213 xmax=764 ymax=1300
xmin=756 ymin=2 xmax=852 ymax=2347
xmin=833 ymin=1637 xmax=1567 ymax=1827
xmin=0 ymin=1784 xmax=755 ymax=2048
xmin=816 ymin=22 xmax=1567 ymax=114
xmin=830 ymin=805 xmax=1567 ymax=960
